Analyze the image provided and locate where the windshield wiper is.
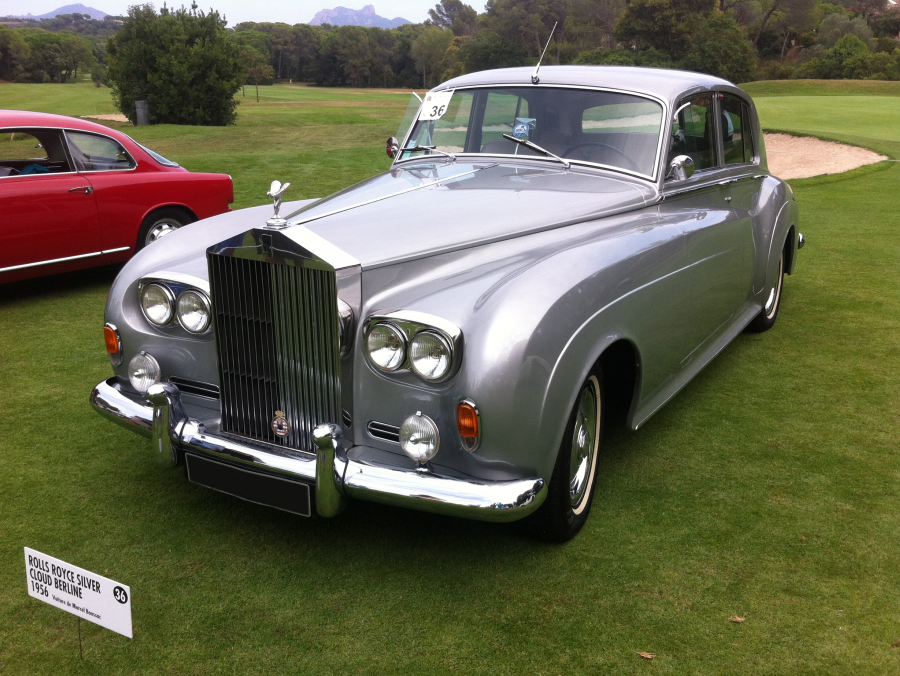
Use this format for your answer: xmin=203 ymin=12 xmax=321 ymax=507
xmin=402 ymin=144 xmax=456 ymax=161
xmin=501 ymin=134 xmax=569 ymax=168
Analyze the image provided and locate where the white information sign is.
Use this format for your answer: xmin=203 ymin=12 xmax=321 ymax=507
xmin=418 ymin=90 xmax=454 ymax=121
xmin=25 ymin=547 xmax=133 ymax=639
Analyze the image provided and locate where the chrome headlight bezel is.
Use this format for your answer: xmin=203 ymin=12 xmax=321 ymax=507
xmin=139 ymin=282 xmax=175 ymax=326
xmin=365 ymin=322 xmax=408 ymax=372
xmin=409 ymin=330 xmax=453 ymax=381
xmin=363 ymin=311 xmax=463 ymax=383
xmin=176 ymin=288 xmax=212 ymax=334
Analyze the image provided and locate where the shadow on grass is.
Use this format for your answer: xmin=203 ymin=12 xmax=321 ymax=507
xmin=0 ymin=264 xmax=121 ymax=307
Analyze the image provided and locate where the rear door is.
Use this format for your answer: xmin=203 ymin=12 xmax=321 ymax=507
xmin=659 ymin=94 xmax=753 ymax=365
xmin=0 ymin=128 xmax=102 ymax=276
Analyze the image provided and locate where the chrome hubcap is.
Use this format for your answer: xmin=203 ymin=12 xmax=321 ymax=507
xmin=569 ymin=382 xmax=598 ymax=509
xmin=765 ymin=254 xmax=784 ymax=320
xmin=146 ymin=219 xmax=181 ymax=245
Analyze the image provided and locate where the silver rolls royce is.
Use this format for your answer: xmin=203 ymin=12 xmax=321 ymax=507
xmin=90 ymin=66 xmax=802 ymax=541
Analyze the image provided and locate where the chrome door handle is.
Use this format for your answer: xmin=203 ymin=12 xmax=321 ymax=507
xmin=725 ymin=196 xmax=732 ymax=202
xmin=69 ymin=186 xmax=93 ymax=194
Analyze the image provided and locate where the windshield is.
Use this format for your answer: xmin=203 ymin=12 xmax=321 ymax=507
xmin=399 ymin=86 xmax=664 ymax=178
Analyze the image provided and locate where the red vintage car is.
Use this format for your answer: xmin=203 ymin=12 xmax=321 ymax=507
xmin=0 ymin=111 xmax=233 ymax=283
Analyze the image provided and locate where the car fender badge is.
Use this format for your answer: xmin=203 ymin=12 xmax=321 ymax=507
xmin=272 ymin=410 xmax=290 ymax=437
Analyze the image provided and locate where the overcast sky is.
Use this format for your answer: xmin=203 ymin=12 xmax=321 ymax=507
xmin=3 ymin=0 xmax=489 ymax=25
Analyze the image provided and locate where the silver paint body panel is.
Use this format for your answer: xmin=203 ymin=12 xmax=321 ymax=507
xmin=95 ymin=66 xmax=799 ymax=518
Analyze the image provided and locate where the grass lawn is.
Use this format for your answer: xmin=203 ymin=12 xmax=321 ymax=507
xmin=1 ymin=80 xmax=899 ymax=674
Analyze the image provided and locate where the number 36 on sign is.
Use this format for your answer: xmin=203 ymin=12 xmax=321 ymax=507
xmin=418 ymin=90 xmax=454 ymax=120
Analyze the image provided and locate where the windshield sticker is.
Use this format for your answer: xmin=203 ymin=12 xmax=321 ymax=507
xmin=419 ymin=90 xmax=454 ymax=121
xmin=513 ymin=117 xmax=537 ymax=138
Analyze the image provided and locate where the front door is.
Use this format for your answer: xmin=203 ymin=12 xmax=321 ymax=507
xmin=0 ymin=129 xmax=102 ymax=276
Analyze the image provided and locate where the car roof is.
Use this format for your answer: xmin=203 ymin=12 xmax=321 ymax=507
xmin=437 ymin=65 xmax=736 ymax=103
xmin=0 ymin=110 xmax=128 ymax=137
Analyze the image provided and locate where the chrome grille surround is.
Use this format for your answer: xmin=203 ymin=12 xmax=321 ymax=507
xmin=208 ymin=229 xmax=342 ymax=453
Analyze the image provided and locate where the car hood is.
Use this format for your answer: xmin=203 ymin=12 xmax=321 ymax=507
xmin=285 ymin=160 xmax=657 ymax=269
xmin=117 ymin=160 xmax=657 ymax=288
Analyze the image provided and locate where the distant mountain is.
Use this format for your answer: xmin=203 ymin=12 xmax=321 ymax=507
xmin=11 ymin=4 xmax=109 ymax=20
xmin=309 ymin=4 xmax=410 ymax=29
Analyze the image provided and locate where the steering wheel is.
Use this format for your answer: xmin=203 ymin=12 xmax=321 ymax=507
xmin=562 ymin=142 xmax=640 ymax=172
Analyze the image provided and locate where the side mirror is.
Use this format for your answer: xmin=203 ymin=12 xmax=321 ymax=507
xmin=667 ymin=155 xmax=695 ymax=181
xmin=386 ymin=137 xmax=400 ymax=159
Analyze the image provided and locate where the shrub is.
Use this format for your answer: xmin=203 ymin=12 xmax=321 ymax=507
xmin=107 ymin=4 xmax=243 ymax=126
xmin=680 ymin=12 xmax=755 ymax=83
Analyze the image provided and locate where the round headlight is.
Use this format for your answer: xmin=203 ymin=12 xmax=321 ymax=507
xmin=366 ymin=323 xmax=406 ymax=371
xmin=128 ymin=352 xmax=161 ymax=393
xmin=140 ymin=283 xmax=174 ymax=326
xmin=176 ymin=289 xmax=211 ymax=334
xmin=399 ymin=412 xmax=440 ymax=464
xmin=409 ymin=331 xmax=452 ymax=381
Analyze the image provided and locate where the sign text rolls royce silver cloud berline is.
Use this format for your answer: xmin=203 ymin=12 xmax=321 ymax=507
xmin=90 ymin=66 xmax=803 ymax=541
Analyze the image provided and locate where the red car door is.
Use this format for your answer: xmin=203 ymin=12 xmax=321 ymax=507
xmin=0 ymin=129 xmax=102 ymax=276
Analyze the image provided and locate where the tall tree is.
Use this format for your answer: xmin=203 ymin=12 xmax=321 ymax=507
xmin=412 ymin=26 xmax=454 ymax=87
xmin=428 ymin=0 xmax=478 ymax=36
xmin=0 ymin=26 xmax=31 ymax=81
xmin=615 ymin=0 xmax=716 ymax=57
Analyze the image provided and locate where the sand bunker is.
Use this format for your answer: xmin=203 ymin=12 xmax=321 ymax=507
xmin=82 ymin=113 xmax=129 ymax=122
xmin=764 ymin=133 xmax=887 ymax=179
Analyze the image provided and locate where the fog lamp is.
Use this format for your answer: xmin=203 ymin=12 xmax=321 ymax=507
xmin=176 ymin=289 xmax=211 ymax=334
xmin=399 ymin=412 xmax=440 ymax=464
xmin=128 ymin=351 xmax=161 ymax=393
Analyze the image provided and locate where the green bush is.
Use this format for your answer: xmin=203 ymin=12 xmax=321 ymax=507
xmin=681 ymin=12 xmax=755 ymax=83
xmin=107 ymin=4 xmax=243 ymax=126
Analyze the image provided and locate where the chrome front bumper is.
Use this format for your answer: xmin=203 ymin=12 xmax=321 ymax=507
xmin=90 ymin=378 xmax=546 ymax=523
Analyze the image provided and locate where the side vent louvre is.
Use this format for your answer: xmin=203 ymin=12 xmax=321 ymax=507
xmin=367 ymin=421 xmax=400 ymax=444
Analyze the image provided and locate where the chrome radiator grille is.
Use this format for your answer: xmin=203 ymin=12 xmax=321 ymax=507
xmin=208 ymin=253 xmax=341 ymax=452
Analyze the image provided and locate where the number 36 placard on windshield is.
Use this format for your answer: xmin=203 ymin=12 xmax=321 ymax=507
xmin=418 ymin=90 xmax=454 ymax=121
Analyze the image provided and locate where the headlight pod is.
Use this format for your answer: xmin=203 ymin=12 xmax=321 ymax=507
xmin=366 ymin=323 xmax=406 ymax=371
xmin=176 ymin=289 xmax=211 ymax=334
xmin=140 ymin=283 xmax=175 ymax=326
xmin=409 ymin=331 xmax=452 ymax=381
xmin=364 ymin=311 xmax=462 ymax=383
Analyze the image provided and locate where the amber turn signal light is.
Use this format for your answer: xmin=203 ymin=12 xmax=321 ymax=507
xmin=456 ymin=400 xmax=480 ymax=452
xmin=104 ymin=325 xmax=119 ymax=354
xmin=104 ymin=323 xmax=123 ymax=366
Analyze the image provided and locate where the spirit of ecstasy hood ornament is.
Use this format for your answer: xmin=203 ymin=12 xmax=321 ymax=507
xmin=265 ymin=180 xmax=291 ymax=228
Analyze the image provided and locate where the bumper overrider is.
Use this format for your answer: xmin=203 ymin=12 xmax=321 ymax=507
xmin=90 ymin=378 xmax=546 ymax=522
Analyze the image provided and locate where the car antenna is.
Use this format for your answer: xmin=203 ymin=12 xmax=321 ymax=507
xmin=531 ymin=21 xmax=557 ymax=85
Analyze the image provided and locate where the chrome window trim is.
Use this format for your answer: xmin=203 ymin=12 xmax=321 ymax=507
xmin=0 ymin=247 xmax=130 ymax=274
xmin=63 ymin=129 xmax=138 ymax=174
xmin=393 ymin=83 xmax=669 ymax=182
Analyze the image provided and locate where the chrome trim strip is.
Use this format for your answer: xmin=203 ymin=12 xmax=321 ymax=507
xmin=143 ymin=271 xmax=210 ymax=294
xmin=286 ymin=166 xmax=489 ymax=230
xmin=90 ymin=378 xmax=546 ymax=522
xmin=0 ymin=246 xmax=130 ymax=273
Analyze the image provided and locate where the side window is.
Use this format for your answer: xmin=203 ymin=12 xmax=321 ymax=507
xmin=0 ymin=131 xmax=48 ymax=177
xmin=669 ymin=95 xmax=716 ymax=173
xmin=66 ymin=131 xmax=135 ymax=172
xmin=0 ymin=130 xmax=72 ymax=177
xmin=722 ymin=95 xmax=753 ymax=165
